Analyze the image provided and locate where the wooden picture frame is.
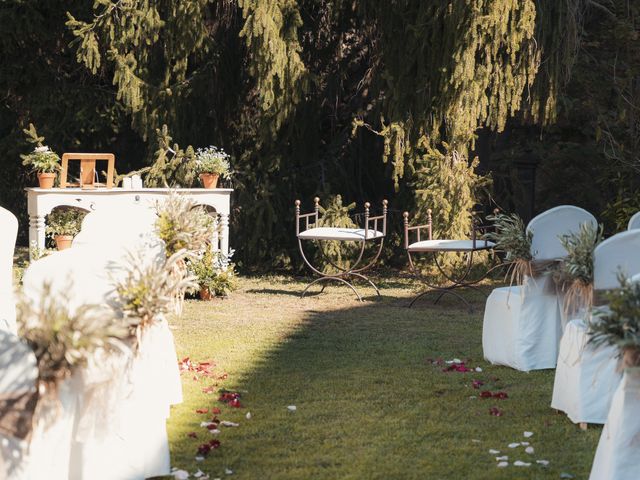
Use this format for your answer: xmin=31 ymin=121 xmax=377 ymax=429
xmin=60 ymin=153 xmax=115 ymax=189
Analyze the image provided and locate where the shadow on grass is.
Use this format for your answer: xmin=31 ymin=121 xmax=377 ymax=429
xmin=170 ymin=281 xmax=600 ymax=480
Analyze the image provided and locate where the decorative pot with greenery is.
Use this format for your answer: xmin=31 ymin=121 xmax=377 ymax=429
xmin=21 ymin=145 xmax=61 ymax=189
xmin=189 ymin=247 xmax=237 ymax=300
xmin=194 ymin=146 xmax=231 ymax=189
xmin=45 ymin=208 xmax=86 ymax=250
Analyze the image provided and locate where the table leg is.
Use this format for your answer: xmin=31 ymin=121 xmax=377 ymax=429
xmin=29 ymin=214 xmax=46 ymax=260
xmin=219 ymin=213 xmax=229 ymax=256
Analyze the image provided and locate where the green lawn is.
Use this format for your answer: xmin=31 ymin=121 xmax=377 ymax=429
xmin=166 ymin=275 xmax=601 ymax=479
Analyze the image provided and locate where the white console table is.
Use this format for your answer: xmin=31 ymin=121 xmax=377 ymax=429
xmin=26 ymin=188 xmax=232 ymax=256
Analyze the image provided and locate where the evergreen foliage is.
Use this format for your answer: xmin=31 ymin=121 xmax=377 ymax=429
xmin=1 ymin=1 xmax=636 ymax=271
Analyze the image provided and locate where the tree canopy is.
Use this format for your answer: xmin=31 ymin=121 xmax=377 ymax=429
xmin=1 ymin=0 xmax=638 ymax=270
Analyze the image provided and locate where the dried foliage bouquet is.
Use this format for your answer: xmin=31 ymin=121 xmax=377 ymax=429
xmin=555 ymin=222 xmax=603 ymax=315
xmin=17 ymin=283 xmax=129 ymax=395
xmin=484 ymin=212 xmax=533 ymax=285
xmin=111 ymin=251 xmax=197 ymax=349
xmin=155 ymin=192 xmax=213 ymax=258
xmin=589 ymin=274 xmax=640 ymax=369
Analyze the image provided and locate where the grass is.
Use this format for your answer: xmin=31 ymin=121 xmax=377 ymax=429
xmin=166 ymin=274 xmax=601 ymax=479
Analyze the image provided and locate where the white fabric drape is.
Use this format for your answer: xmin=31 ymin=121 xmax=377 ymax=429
xmin=0 ymin=207 xmax=18 ymax=334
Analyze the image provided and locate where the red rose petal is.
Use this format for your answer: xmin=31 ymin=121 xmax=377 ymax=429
xmin=480 ymin=391 xmax=493 ymax=399
xmin=187 ymin=432 xmax=198 ymax=438
xmin=196 ymin=408 xmax=209 ymax=414
xmin=212 ymin=407 xmax=221 ymax=414
xmin=493 ymin=392 xmax=509 ymax=399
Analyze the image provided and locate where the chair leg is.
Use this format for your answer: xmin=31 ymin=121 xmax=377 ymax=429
xmin=301 ymin=275 xmax=363 ymax=302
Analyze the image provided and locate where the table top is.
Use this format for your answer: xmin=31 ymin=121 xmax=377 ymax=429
xmin=25 ymin=187 xmax=233 ymax=194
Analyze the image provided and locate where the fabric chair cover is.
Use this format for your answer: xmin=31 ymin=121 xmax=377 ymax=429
xmin=0 ymin=330 xmax=38 ymax=480
xmin=0 ymin=207 xmax=18 ymax=334
xmin=552 ymin=231 xmax=640 ymax=424
xmin=627 ymin=211 xmax=640 ymax=230
xmin=23 ymin=220 xmax=179 ymax=480
xmin=482 ymin=206 xmax=596 ymax=371
xmin=589 ymin=368 xmax=640 ymax=480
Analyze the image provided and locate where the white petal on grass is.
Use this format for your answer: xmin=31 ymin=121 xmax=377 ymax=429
xmin=497 ymin=462 xmax=508 ymax=468
xmin=200 ymin=421 xmax=216 ymax=428
xmin=508 ymin=443 xmax=520 ymax=448
xmin=220 ymin=420 xmax=239 ymax=427
xmin=489 ymin=449 xmax=500 ymax=454
xmin=225 ymin=468 xmax=234 ymax=475
xmin=209 ymin=429 xmax=221 ymax=435
xmin=475 ymin=367 xmax=483 ymax=372
xmin=287 ymin=405 xmax=297 ymax=412
xmin=173 ymin=470 xmax=190 ymax=479
xmin=524 ymin=431 xmax=534 ymax=438
xmin=496 ymin=456 xmax=508 ymax=461
xmin=195 ymin=456 xmax=205 ymax=462
xmin=521 ymin=441 xmax=530 ymax=446
xmin=471 ymin=439 xmax=480 ymax=443
xmin=246 ymin=412 xmax=252 ymax=420
xmin=537 ymin=460 xmax=550 ymax=466
xmin=514 ymin=461 xmax=531 ymax=467
xmin=525 ymin=446 xmax=535 ymax=454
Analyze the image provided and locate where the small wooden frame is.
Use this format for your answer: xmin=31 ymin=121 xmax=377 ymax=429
xmin=60 ymin=153 xmax=115 ymax=189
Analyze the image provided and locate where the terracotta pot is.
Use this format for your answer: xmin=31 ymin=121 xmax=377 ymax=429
xmin=38 ymin=172 xmax=56 ymax=189
xmin=199 ymin=287 xmax=213 ymax=301
xmin=200 ymin=173 xmax=220 ymax=189
xmin=55 ymin=235 xmax=73 ymax=251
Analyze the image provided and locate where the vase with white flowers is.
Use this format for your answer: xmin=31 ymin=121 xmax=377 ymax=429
xmin=194 ymin=146 xmax=231 ymax=189
xmin=21 ymin=145 xmax=61 ymax=189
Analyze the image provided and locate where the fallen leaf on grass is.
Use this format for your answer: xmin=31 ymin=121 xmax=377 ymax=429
xmin=489 ymin=407 xmax=503 ymax=416
xmin=187 ymin=432 xmax=198 ymax=438
xmin=196 ymin=408 xmax=209 ymax=414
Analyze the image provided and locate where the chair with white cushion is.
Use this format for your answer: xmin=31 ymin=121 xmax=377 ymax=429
xmin=627 ymin=211 xmax=640 ymax=230
xmin=482 ymin=205 xmax=597 ymax=371
xmin=403 ymin=208 xmax=495 ymax=311
xmin=295 ymin=197 xmax=387 ymax=301
xmin=0 ymin=207 xmax=18 ymax=333
xmin=551 ymin=230 xmax=640 ymax=427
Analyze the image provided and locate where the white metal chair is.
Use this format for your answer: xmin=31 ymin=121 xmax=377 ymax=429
xmin=0 ymin=207 xmax=18 ymax=333
xmin=551 ymin=230 xmax=640 ymax=427
xmin=295 ymin=197 xmax=387 ymax=301
xmin=403 ymin=209 xmax=495 ymax=311
xmin=482 ymin=205 xmax=597 ymax=371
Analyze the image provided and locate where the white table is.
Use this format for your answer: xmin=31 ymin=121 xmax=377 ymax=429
xmin=26 ymin=188 xmax=232 ymax=257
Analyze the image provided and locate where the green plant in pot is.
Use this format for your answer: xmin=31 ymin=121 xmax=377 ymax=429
xmin=194 ymin=146 xmax=231 ymax=189
xmin=45 ymin=208 xmax=86 ymax=250
xmin=189 ymin=247 xmax=237 ymax=300
xmin=20 ymin=124 xmax=61 ymax=189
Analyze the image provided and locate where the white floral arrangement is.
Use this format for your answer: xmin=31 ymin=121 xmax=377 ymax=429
xmin=194 ymin=146 xmax=231 ymax=177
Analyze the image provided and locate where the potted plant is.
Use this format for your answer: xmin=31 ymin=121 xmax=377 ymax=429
xmin=45 ymin=208 xmax=86 ymax=250
xmin=194 ymin=146 xmax=231 ymax=189
xmin=189 ymin=247 xmax=237 ymax=300
xmin=21 ymin=145 xmax=61 ymax=189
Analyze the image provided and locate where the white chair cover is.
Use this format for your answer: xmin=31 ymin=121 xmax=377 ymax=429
xmin=23 ymin=211 xmax=179 ymax=480
xmin=482 ymin=206 xmax=596 ymax=371
xmin=0 ymin=207 xmax=18 ymax=334
xmin=0 ymin=330 xmax=38 ymax=480
xmin=551 ymin=230 xmax=640 ymax=425
xmin=627 ymin=211 xmax=640 ymax=230
xmin=589 ymin=368 xmax=640 ymax=480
